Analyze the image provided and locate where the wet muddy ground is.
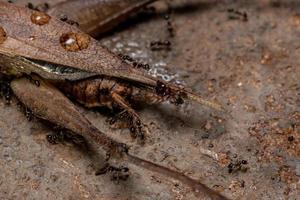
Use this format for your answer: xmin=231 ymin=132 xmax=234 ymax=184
xmin=0 ymin=0 xmax=299 ymax=199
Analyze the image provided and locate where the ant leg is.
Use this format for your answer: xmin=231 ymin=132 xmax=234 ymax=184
xmin=111 ymin=92 xmax=147 ymax=142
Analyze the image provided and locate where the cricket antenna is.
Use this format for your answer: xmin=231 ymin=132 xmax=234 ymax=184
xmin=185 ymin=90 xmax=226 ymax=112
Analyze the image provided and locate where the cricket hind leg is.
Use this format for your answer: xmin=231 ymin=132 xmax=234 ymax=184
xmin=110 ymin=92 xmax=148 ymax=142
xmin=10 ymin=75 xmax=128 ymax=157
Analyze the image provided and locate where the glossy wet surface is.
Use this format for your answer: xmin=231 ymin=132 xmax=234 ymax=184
xmin=0 ymin=0 xmax=299 ymax=199
xmin=30 ymin=11 xmax=51 ymax=25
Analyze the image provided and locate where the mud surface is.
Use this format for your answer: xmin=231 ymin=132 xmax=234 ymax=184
xmin=0 ymin=0 xmax=299 ymax=199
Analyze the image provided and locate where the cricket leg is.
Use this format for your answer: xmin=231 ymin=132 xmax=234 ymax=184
xmin=111 ymin=92 xmax=147 ymax=141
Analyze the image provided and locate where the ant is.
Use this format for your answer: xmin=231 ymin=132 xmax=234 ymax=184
xmin=227 ymin=8 xmax=248 ymax=22
xmin=26 ymin=2 xmax=50 ymax=12
xmin=150 ymin=40 xmax=171 ymax=51
xmin=118 ymin=54 xmax=150 ymax=71
xmin=59 ymin=15 xmax=80 ymax=26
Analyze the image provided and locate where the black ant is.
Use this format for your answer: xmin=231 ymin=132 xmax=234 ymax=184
xmin=59 ymin=15 xmax=80 ymax=26
xmin=150 ymin=40 xmax=171 ymax=51
xmin=227 ymin=8 xmax=248 ymax=22
xmin=164 ymin=2 xmax=175 ymax=38
xmin=149 ymin=4 xmax=174 ymax=52
xmin=118 ymin=54 xmax=150 ymax=70
xmin=227 ymin=159 xmax=249 ymax=173
xmin=95 ymin=163 xmax=130 ymax=184
xmin=26 ymin=2 xmax=50 ymax=12
xmin=164 ymin=14 xmax=175 ymax=38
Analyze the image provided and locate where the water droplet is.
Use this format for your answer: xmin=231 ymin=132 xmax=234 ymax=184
xmin=60 ymin=32 xmax=90 ymax=52
xmin=29 ymin=36 xmax=36 ymax=41
xmin=0 ymin=26 xmax=7 ymax=44
xmin=31 ymin=11 xmax=51 ymax=25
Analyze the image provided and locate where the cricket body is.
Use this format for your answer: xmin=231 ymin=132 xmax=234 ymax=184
xmin=0 ymin=1 xmax=227 ymax=200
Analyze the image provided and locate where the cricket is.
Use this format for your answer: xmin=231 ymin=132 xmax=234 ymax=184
xmin=0 ymin=1 xmax=227 ymax=199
